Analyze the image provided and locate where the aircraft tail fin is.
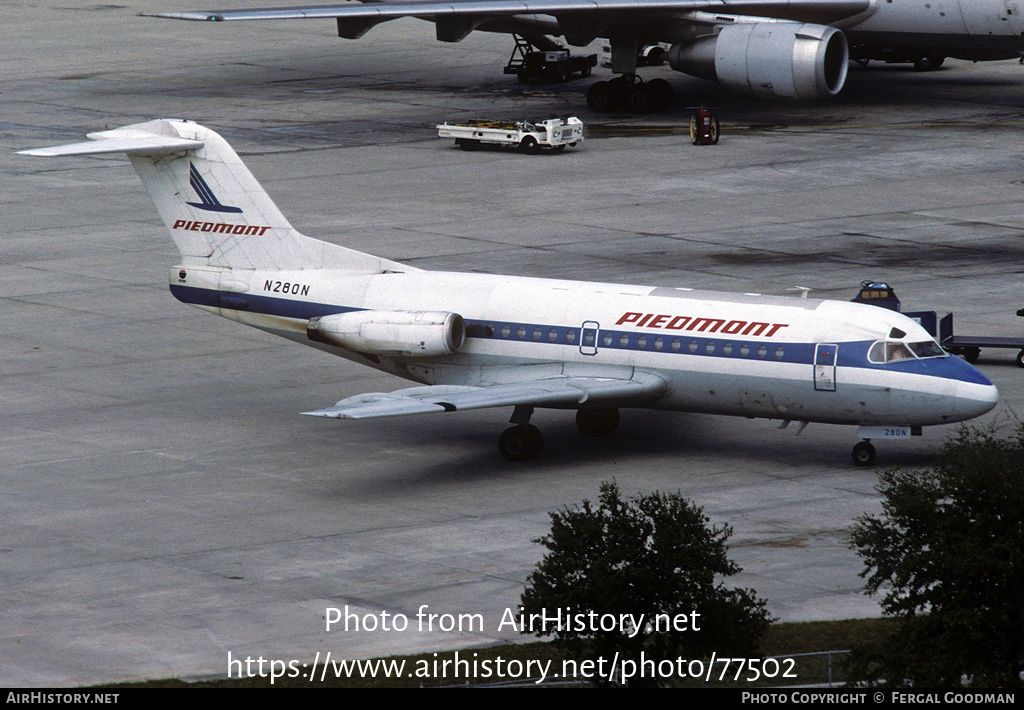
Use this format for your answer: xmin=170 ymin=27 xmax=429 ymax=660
xmin=19 ymin=119 xmax=391 ymax=273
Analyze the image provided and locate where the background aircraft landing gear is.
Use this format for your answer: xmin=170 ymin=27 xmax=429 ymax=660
xmin=913 ymin=52 xmax=945 ymax=71
xmin=587 ymin=76 xmax=673 ymax=113
xmin=576 ymin=407 xmax=620 ymax=436
xmin=852 ymin=440 xmax=876 ymax=467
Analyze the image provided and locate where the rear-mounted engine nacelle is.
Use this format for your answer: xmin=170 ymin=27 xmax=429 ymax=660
xmin=669 ymin=22 xmax=849 ymax=100
xmin=307 ymin=310 xmax=466 ymax=357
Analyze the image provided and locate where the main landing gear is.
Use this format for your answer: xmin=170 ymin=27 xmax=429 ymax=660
xmin=586 ymin=76 xmax=674 ymax=113
xmin=498 ymin=406 xmax=621 ymax=461
xmin=576 ymin=407 xmax=620 ymax=437
xmin=586 ymin=34 xmax=674 ymax=113
xmin=498 ymin=423 xmax=544 ymax=462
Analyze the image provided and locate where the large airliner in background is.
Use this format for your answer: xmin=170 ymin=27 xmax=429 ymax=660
xmin=150 ymin=0 xmax=1024 ymax=111
xmin=19 ymin=120 xmax=998 ymax=465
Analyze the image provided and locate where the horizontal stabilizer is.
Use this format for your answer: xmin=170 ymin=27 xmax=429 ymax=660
xmin=303 ymin=374 xmax=667 ymax=420
xmin=18 ymin=128 xmax=203 ymax=157
xmin=16 ymin=119 xmax=403 ymax=273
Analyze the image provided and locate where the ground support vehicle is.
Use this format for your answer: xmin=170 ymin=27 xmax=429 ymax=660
xmin=504 ymin=36 xmax=596 ymax=83
xmin=934 ymin=311 xmax=1024 ymax=368
xmin=690 ymin=107 xmax=720 ymax=145
xmin=437 ymin=117 xmax=584 ymax=153
xmin=599 ymin=42 xmax=670 ymax=67
xmin=853 ymin=282 xmax=1024 ymax=368
xmin=850 ymin=44 xmax=946 ymax=71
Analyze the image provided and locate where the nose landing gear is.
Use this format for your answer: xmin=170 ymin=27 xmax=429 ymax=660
xmin=852 ymin=440 xmax=877 ymax=467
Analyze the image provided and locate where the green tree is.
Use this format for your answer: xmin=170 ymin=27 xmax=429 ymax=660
xmin=850 ymin=424 xmax=1024 ymax=687
xmin=519 ymin=480 xmax=771 ymax=686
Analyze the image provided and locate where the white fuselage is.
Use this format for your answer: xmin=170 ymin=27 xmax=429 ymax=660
xmin=171 ymin=265 xmax=998 ymax=428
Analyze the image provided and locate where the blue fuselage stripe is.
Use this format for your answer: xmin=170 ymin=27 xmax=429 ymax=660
xmin=170 ymin=284 xmax=362 ymax=320
xmin=168 ymin=285 xmax=989 ymax=384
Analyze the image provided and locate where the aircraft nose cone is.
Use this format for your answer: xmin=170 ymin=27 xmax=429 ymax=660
xmin=954 ymin=362 xmax=998 ymax=420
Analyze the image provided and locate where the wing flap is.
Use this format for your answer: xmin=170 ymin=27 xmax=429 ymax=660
xmin=303 ymin=372 xmax=666 ymax=420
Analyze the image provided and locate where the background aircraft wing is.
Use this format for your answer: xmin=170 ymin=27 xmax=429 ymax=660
xmin=149 ymin=0 xmax=871 ymax=26
xmin=302 ymin=372 xmax=666 ymax=419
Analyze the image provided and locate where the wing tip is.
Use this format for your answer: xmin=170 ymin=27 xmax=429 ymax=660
xmin=301 ymin=409 xmax=352 ymax=419
xmin=142 ymin=12 xmax=225 ymax=21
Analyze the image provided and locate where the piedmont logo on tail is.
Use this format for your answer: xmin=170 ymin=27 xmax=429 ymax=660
xmin=186 ymin=162 xmax=243 ymax=213
xmin=18 ymin=119 xmax=998 ymax=464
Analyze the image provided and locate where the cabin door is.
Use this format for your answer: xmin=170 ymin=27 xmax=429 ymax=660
xmin=580 ymin=321 xmax=599 ymax=356
xmin=814 ymin=343 xmax=837 ymax=392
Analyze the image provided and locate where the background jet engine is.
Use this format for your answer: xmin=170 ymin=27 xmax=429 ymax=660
xmin=307 ymin=310 xmax=466 ymax=357
xmin=669 ymin=22 xmax=849 ymax=100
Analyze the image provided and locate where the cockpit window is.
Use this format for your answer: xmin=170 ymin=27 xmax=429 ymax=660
xmin=868 ymin=341 xmax=913 ymax=362
xmin=909 ymin=340 xmax=945 ymax=359
xmin=869 ymin=339 xmax=946 ymax=363
xmin=885 ymin=342 xmax=914 ymax=361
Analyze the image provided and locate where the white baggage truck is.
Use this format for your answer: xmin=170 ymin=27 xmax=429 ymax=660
xmin=437 ymin=117 xmax=584 ymax=153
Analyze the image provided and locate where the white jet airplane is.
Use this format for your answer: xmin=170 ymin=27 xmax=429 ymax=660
xmin=19 ymin=120 xmax=998 ymax=464
xmin=148 ymin=0 xmax=1024 ymax=111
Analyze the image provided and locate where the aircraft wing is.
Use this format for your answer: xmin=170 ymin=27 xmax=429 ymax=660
xmin=303 ymin=371 xmax=667 ymax=419
xmin=148 ymin=0 xmax=871 ymax=26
